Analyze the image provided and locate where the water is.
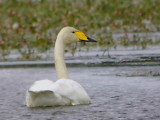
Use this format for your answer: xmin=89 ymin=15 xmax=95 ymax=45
xmin=0 ymin=66 xmax=160 ymax=120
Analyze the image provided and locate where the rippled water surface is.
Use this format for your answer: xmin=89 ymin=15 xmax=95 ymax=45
xmin=0 ymin=66 xmax=160 ymax=120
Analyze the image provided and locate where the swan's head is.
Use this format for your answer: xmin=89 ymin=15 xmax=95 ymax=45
xmin=57 ymin=26 xmax=96 ymax=44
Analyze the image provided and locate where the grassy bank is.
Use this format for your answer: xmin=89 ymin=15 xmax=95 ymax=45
xmin=0 ymin=0 xmax=160 ymax=60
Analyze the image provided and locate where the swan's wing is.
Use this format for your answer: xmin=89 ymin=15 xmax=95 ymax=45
xmin=29 ymin=79 xmax=55 ymax=92
xmin=26 ymin=79 xmax=71 ymax=107
xmin=54 ymin=79 xmax=91 ymax=105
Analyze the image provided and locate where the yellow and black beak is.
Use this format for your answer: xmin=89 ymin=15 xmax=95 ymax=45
xmin=75 ymin=32 xmax=97 ymax=42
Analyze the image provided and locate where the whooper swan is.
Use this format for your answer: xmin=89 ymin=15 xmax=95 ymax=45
xmin=26 ymin=26 xmax=96 ymax=107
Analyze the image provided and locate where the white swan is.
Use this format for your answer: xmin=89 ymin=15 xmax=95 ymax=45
xmin=26 ymin=26 xmax=96 ymax=107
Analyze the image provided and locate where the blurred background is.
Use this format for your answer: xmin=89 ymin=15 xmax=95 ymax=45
xmin=0 ymin=0 xmax=160 ymax=61
xmin=1 ymin=1 xmax=160 ymax=119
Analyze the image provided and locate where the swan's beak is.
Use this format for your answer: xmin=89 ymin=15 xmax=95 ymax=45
xmin=87 ymin=37 xmax=97 ymax=42
xmin=75 ymin=32 xmax=97 ymax=42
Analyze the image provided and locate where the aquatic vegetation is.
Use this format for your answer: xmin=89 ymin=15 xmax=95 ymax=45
xmin=0 ymin=0 xmax=160 ymax=60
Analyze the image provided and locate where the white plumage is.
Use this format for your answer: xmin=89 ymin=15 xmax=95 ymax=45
xmin=26 ymin=27 xmax=96 ymax=107
xmin=26 ymin=79 xmax=91 ymax=107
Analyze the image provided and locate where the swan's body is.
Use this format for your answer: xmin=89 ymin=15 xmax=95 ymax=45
xmin=26 ymin=79 xmax=90 ymax=107
xmin=26 ymin=27 xmax=96 ymax=107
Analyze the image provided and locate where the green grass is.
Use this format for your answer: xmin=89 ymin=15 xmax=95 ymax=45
xmin=0 ymin=0 xmax=160 ymax=60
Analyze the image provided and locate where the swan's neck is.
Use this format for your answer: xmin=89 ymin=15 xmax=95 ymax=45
xmin=54 ymin=36 xmax=70 ymax=79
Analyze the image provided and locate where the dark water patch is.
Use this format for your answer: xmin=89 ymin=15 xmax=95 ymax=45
xmin=0 ymin=47 xmax=160 ymax=68
xmin=116 ymin=71 xmax=160 ymax=77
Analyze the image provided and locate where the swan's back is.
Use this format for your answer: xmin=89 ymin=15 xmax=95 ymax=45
xmin=54 ymin=79 xmax=91 ymax=105
xmin=26 ymin=79 xmax=91 ymax=107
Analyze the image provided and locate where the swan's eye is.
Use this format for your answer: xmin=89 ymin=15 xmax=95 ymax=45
xmin=72 ymin=31 xmax=75 ymax=33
